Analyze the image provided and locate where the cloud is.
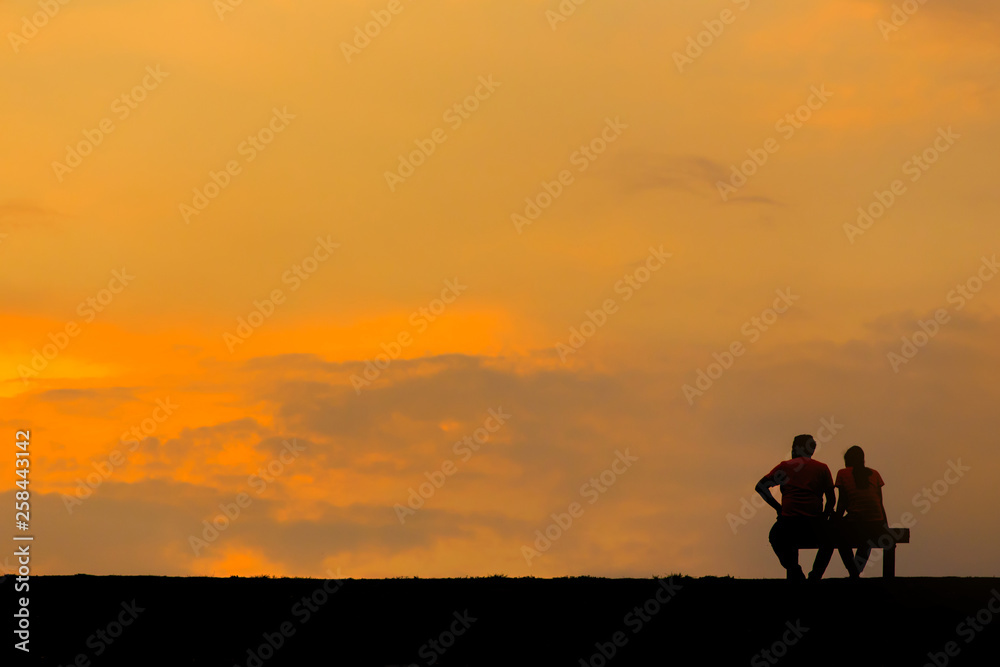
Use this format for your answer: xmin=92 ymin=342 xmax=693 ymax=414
xmin=610 ymin=153 xmax=782 ymax=206
xmin=3 ymin=0 xmax=997 ymax=580
xmin=0 ymin=199 xmax=58 ymax=220
xmin=14 ymin=481 xmax=536 ymax=576
xmin=613 ymin=153 xmax=729 ymax=195
xmin=726 ymin=195 xmax=783 ymax=206
xmin=18 ymin=317 xmax=1000 ymax=577
xmin=0 ymin=200 xmax=59 ymax=233
xmin=870 ymin=0 xmax=1000 ymax=36
xmin=38 ymin=387 xmax=136 ymax=402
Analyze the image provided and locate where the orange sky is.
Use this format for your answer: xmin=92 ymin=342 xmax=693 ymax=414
xmin=2 ymin=0 xmax=999 ymax=579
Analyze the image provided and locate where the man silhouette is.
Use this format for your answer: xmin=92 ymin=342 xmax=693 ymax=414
xmin=755 ymin=434 xmax=835 ymax=581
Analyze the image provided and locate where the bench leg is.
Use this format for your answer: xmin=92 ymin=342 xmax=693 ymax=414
xmin=883 ymin=544 xmax=896 ymax=578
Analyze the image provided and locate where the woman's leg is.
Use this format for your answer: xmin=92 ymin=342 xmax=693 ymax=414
xmin=838 ymin=547 xmax=860 ymax=577
xmin=854 ymin=545 xmax=872 ymax=575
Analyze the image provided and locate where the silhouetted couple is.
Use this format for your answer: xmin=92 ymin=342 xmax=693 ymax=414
xmin=755 ymin=434 xmax=887 ymax=580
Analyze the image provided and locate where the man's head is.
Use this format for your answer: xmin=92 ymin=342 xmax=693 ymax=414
xmin=791 ymin=434 xmax=817 ymax=459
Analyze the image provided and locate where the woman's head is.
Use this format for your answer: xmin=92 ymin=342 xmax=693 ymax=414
xmin=844 ymin=445 xmax=865 ymax=469
xmin=844 ymin=446 xmax=871 ymax=489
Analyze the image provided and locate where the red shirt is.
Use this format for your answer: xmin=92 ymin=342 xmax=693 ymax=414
xmin=766 ymin=457 xmax=834 ymax=517
xmin=835 ymin=467 xmax=885 ymax=521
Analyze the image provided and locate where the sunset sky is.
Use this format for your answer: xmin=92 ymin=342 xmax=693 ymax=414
xmin=2 ymin=0 xmax=999 ymax=579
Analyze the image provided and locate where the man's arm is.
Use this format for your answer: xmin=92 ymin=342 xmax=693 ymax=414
xmin=821 ymin=468 xmax=835 ymax=518
xmin=877 ymin=485 xmax=887 ymax=524
xmin=755 ymin=476 xmax=782 ymax=517
xmin=823 ymin=488 xmax=836 ymax=518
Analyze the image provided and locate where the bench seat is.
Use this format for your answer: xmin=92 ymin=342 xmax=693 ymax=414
xmin=788 ymin=524 xmax=910 ymax=578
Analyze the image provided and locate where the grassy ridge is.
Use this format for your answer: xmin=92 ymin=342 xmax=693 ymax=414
xmin=5 ymin=575 xmax=1000 ymax=666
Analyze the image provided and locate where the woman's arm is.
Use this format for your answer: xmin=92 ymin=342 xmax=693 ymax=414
xmin=834 ymin=485 xmax=846 ymax=519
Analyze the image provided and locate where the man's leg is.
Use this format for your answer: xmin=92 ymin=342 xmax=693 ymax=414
xmin=808 ymin=518 xmax=833 ymax=580
xmin=809 ymin=546 xmax=834 ymax=580
xmin=769 ymin=519 xmax=805 ymax=579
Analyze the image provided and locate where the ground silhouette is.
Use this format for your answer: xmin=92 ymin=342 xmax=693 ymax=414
xmin=6 ymin=575 xmax=1000 ymax=666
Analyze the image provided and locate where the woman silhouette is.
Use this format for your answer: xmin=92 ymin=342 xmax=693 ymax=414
xmin=833 ymin=446 xmax=886 ymax=578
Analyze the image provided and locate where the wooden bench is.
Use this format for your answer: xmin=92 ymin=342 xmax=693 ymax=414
xmin=788 ymin=524 xmax=910 ymax=578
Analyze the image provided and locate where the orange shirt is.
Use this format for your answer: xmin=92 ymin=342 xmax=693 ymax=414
xmin=766 ymin=457 xmax=834 ymax=517
xmin=835 ymin=467 xmax=885 ymax=521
